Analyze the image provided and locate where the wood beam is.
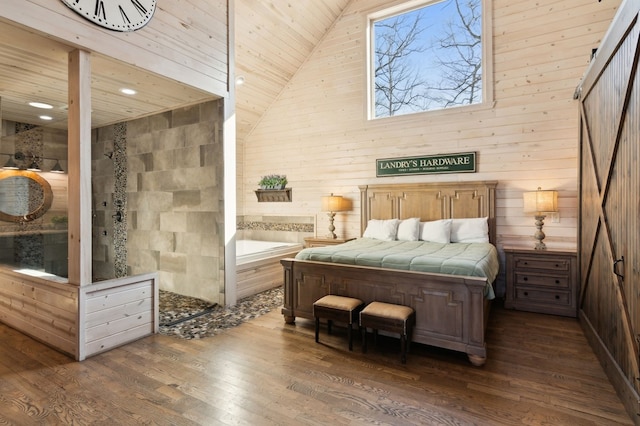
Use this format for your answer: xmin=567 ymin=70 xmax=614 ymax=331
xmin=67 ymin=49 xmax=92 ymax=286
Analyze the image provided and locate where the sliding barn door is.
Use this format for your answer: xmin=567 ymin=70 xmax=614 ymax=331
xmin=578 ymin=1 xmax=640 ymax=419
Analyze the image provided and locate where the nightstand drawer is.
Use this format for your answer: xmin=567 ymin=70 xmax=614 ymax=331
xmin=514 ymin=257 xmax=570 ymax=272
xmin=515 ymin=273 xmax=569 ymax=289
xmin=515 ymin=288 xmax=571 ymax=306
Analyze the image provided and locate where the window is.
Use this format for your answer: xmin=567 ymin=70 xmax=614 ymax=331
xmin=369 ymin=0 xmax=487 ymax=119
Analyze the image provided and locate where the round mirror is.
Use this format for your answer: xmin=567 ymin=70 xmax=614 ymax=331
xmin=0 ymin=170 xmax=53 ymax=222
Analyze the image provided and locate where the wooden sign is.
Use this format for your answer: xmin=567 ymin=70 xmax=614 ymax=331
xmin=376 ymin=152 xmax=476 ymax=177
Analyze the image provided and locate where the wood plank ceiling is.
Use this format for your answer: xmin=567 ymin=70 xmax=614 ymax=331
xmin=0 ymin=18 xmax=215 ymax=131
xmin=0 ymin=0 xmax=351 ymax=141
xmin=234 ymin=0 xmax=350 ymax=142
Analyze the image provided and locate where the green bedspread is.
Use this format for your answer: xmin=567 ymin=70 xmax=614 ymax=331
xmin=295 ymin=238 xmax=499 ymax=299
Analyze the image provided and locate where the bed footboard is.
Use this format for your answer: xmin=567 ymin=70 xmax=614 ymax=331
xmin=281 ymin=258 xmax=492 ymax=366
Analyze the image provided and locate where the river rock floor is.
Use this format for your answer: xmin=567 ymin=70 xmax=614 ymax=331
xmin=159 ymin=286 xmax=283 ymax=339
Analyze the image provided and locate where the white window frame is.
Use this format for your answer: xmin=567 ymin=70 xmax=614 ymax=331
xmin=366 ymin=0 xmax=493 ymax=120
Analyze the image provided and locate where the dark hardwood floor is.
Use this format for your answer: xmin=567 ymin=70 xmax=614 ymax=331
xmin=0 ymin=303 xmax=633 ymax=425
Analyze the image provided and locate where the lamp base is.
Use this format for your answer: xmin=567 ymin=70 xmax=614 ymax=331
xmin=326 ymin=211 xmax=337 ymax=239
xmin=533 ymin=214 xmax=547 ymax=250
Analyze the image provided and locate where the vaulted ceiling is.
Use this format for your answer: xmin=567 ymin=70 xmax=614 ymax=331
xmin=0 ymin=0 xmax=351 ymax=142
xmin=234 ymin=0 xmax=350 ymax=142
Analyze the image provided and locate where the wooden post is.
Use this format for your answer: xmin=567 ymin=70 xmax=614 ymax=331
xmin=67 ymin=49 xmax=92 ymax=286
xmin=223 ymin=0 xmax=237 ymax=306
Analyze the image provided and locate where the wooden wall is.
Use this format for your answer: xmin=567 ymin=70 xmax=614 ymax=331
xmin=0 ymin=270 xmax=78 ymax=358
xmin=0 ymin=268 xmax=159 ymax=361
xmin=79 ymin=273 xmax=159 ymax=360
xmin=236 ymin=252 xmax=299 ymax=300
xmin=1 ymin=0 xmax=228 ymax=97
xmin=239 ymin=0 xmax=621 ymax=294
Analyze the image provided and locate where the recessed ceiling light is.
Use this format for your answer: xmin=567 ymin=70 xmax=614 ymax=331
xmin=39 ymin=115 xmax=53 ymax=121
xmin=29 ymin=102 xmax=53 ymax=109
xmin=120 ymin=88 xmax=137 ymax=95
xmin=235 ymin=76 xmax=245 ymax=85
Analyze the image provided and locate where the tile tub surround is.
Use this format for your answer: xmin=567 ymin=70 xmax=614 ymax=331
xmin=159 ymin=286 xmax=283 ymax=339
xmin=237 ymin=215 xmax=315 ymax=244
xmin=237 ymin=219 xmax=314 ymax=233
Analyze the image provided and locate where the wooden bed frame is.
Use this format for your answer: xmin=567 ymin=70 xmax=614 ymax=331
xmin=281 ymin=180 xmax=497 ymax=366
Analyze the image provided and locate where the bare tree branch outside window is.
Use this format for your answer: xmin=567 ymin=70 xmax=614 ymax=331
xmin=374 ymin=13 xmax=429 ymax=117
xmin=373 ymin=0 xmax=482 ymax=118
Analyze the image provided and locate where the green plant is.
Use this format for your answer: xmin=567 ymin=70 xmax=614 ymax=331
xmin=258 ymin=174 xmax=287 ymax=189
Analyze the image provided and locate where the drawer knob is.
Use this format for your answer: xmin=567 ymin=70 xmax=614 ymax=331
xmin=523 ymin=277 xmax=528 ymax=281
xmin=555 ymin=295 xmax=560 ymax=300
xmin=524 ymin=292 xmax=528 ymax=296
xmin=555 ymin=280 xmax=560 ymax=284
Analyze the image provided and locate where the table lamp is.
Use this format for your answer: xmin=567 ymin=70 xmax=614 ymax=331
xmin=321 ymin=194 xmax=348 ymax=239
xmin=523 ymin=187 xmax=558 ymax=250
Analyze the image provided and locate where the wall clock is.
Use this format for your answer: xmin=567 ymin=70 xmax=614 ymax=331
xmin=61 ymin=0 xmax=157 ymax=32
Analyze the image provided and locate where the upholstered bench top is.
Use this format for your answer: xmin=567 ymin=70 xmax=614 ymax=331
xmin=361 ymin=301 xmax=414 ymax=320
xmin=314 ymin=295 xmax=363 ymax=311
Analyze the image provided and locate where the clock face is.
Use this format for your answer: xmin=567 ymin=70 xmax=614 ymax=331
xmin=61 ymin=0 xmax=157 ymax=32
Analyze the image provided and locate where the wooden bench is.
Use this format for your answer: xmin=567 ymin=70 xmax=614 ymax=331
xmin=313 ymin=295 xmax=364 ymax=351
xmin=360 ymin=302 xmax=416 ymax=363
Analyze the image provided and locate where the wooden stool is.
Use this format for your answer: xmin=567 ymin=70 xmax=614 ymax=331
xmin=313 ymin=295 xmax=364 ymax=351
xmin=360 ymin=302 xmax=416 ymax=363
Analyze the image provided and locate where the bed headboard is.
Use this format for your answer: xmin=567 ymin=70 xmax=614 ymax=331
xmin=359 ymin=181 xmax=498 ymax=244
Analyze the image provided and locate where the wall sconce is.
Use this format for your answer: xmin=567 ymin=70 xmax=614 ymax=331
xmin=523 ymin=187 xmax=558 ymax=250
xmin=321 ymin=194 xmax=349 ymax=239
xmin=1 ymin=151 xmax=64 ymax=173
xmin=2 ymin=153 xmax=18 ymax=169
xmin=51 ymin=160 xmax=64 ymax=173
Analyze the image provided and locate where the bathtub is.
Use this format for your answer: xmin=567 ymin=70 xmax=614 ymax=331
xmin=235 ymin=239 xmax=303 ymax=299
xmin=236 ymin=240 xmax=302 ymax=264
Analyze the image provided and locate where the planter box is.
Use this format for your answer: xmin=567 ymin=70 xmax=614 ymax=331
xmin=255 ymin=188 xmax=292 ymax=202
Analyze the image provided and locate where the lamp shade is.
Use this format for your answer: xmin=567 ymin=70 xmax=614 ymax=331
xmin=523 ymin=188 xmax=558 ymax=214
xmin=321 ymin=194 xmax=347 ymax=212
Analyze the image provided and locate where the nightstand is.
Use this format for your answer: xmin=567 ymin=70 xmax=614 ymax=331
xmin=304 ymin=237 xmax=355 ymax=248
xmin=504 ymin=246 xmax=578 ymax=317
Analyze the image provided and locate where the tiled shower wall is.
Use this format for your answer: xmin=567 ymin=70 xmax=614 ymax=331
xmin=92 ymin=100 xmax=225 ymax=303
xmin=92 ymin=122 xmax=128 ymax=279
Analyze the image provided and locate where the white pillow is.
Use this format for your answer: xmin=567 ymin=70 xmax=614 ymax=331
xmin=419 ymin=219 xmax=452 ymax=243
xmin=450 ymin=217 xmax=489 ymax=243
xmin=362 ymin=219 xmax=400 ymax=241
xmin=396 ymin=218 xmax=420 ymax=241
